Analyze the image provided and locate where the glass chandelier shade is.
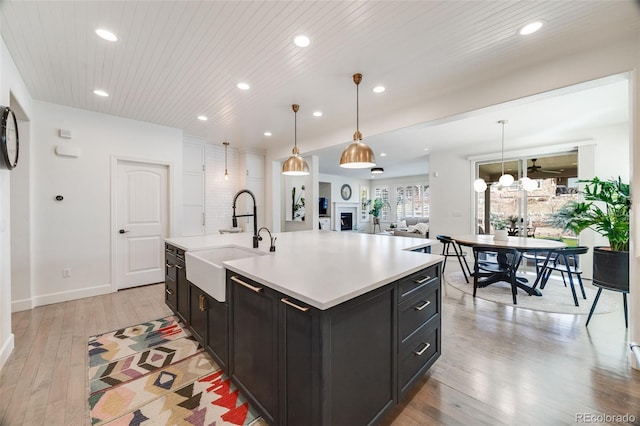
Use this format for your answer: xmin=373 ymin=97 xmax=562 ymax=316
xmin=473 ymin=178 xmax=487 ymax=192
xmin=282 ymin=104 xmax=310 ymax=176
xmin=340 ymin=73 xmax=376 ymax=168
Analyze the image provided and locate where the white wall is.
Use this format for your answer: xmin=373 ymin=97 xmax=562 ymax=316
xmin=1 ymin=37 xmax=33 ymax=368
xmin=26 ymin=101 xmax=183 ymax=308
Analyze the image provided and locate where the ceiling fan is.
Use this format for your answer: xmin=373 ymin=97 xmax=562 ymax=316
xmin=527 ymin=158 xmax=561 ymax=174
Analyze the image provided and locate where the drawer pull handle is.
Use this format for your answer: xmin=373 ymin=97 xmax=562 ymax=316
xmin=165 ymin=288 xmax=173 ymax=295
xmin=174 ymin=264 xmax=184 ymax=270
xmin=414 ymin=300 xmax=431 ymax=311
xmin=281 ymin=298 xmax=309 ymax=312
xmin=231 ymin=276 xmax=263 ymax=293
xmin=199 ymin=294 xmax=207 ymax=311
xmin=165 ymin=262 xmax=174 ymax=268
xmin=414 ymin=342 xmax=431 ymax=356
xmin=414 ymin=276 xmax=431 ymax=284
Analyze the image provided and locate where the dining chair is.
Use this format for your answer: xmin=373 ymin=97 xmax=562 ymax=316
xmin=472 ymin=246 xmax=521 ymax=304
xmin=538 ymin=246 xmax=589 ymax=306
xmin=436 ymin=235 xmax=472 ymax=283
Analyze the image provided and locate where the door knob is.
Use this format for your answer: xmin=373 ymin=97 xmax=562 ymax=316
xmin=119 ymin=229 xmax=129 ymax=234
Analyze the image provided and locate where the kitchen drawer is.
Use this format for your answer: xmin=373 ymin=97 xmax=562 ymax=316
xmin=165 ymin=279 xmax=177 ymax=310
xmin=165 ymin=253 xmax=177 ymax=281
xmin=398 ymin=321 xmax=439 ymax=395
xmin=166 ymin=244 xmax=185 ymax=264
xmin=398 ymin=265 xmax=438 ymax=301
xmin=398 ymin=281 xmax=439 ymax=343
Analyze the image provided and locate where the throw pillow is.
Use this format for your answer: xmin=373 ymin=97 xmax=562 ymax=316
xmin=399 ymin=219 xmax=407 ymax=228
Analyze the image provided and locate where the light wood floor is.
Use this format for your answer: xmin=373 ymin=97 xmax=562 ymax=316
xmin=1 ymin=280 xmax=638 ymax=426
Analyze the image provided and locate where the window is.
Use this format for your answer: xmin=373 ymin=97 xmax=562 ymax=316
xmin=476 ymin=152 xmax=578 ymax=239
xmin=373 ymin=185 xmax=391 ymax=221
xmin=396 ymin=184 xmax=429 ymax=219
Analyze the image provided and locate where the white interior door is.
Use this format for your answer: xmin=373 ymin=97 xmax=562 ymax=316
xmin=116 ymin=161 xmax=169 ymax=289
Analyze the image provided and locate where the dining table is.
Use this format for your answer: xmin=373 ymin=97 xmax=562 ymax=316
xmin=451 ymin=234 xmax=566 ymax=296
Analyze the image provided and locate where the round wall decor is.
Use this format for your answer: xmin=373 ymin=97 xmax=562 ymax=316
xmin=340 ymin=184 xmax=352 ymax=200
xmin=0 ymin=106 xmax=19 ymax=170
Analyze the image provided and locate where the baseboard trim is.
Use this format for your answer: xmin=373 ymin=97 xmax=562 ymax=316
xmin=11 ymin=298 xmax=33 ymax=313
xmin=0 ymin=333 xmax=15 ymax=370
xmin=32 ymin=284 xmax=113 ymax=308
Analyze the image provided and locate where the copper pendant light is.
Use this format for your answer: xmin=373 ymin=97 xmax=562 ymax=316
xmin=339 ymin=73 xmax=376 ymax=168
xmin=282 ymin=104 xmax=310 ymax=175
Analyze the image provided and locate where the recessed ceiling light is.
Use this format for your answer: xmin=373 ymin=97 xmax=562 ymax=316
xmin=293 ymin=35 xmax=311 ymax=47
xmin=237 ymin=82 xmax=250 ymax=90
xmin=423 ymin=148 xmax=429 ymax=151
xmin=518 ymin=20 xmax=544 ymax=36
xmin=197 ymin=115 xmax=208 ymax=121
xmin=313 ymin=111 xmax=323 ymax=117
xmin=373 ymin=86 xmax=385 ymax=93
xmin=93 ymin=89 xmax=109 ymax=97
xmin=95 ymin=28 xmax=118 ymax=42
xmin=264 ymin=131 xmax=272 ymax=136
xmin=380 ymin=152 xmax=387 ymax=157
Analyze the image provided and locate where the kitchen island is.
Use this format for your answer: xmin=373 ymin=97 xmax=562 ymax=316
xmin=165 ymin=230 xmax=443 ymax=425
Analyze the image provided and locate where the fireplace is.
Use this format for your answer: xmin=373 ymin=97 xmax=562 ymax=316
xmin=340 ymin=212 xmax=353 ymax=231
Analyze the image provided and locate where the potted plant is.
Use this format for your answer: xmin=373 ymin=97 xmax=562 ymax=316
xmin=367 ymin=197 xmax=389 ymax=225
xmin=490 ymin=214 xmax=508 ymax=241
xmin=555 ymin=176 xmax=630 ymax=292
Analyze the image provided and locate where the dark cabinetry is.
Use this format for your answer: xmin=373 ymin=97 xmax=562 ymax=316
xmin=229 ymin=274 xmax=279 ymax=424
xmin=228 ymin=265 xmax=438 ymax=426
xmin=397 ymin=267 xmax=441 ymax=399
xmin=190 ymin=284 xmax=229 ymax=369
xmin=164 ymin=244 xmax=178 ymax=311
xmin=165 ymin=244 xmax=190 ymax=324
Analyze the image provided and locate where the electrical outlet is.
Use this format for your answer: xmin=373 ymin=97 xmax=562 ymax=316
xmin=63 ymin=268 xmax=71 ymax=278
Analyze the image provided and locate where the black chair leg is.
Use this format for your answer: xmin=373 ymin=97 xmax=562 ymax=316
xmin=566 ymin=271 xmax=579 ymax=307
xmin=441 ymin=242 xmax=449 ymax=275
xmin=452 ymin=243 xmax=469 ymax=283
xmin=623 ymin=293 xmax=628 ymax=329
xmin=586 ymin=288 xmax=603 ymax=327
xmin=577 ymin=274 xmax=586 ymax=300
xmin=510 ymin=277 xmax=518 ymax=305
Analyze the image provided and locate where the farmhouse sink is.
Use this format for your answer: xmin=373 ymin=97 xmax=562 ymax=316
xmin=185 ymin=246 xmax=267 ymax=302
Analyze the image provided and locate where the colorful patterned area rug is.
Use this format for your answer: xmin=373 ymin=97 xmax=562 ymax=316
xmin=88 ymin=316 xmax=261 ymax=425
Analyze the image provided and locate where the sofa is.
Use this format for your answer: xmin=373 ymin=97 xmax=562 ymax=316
xmin=392 ymin=217 xmax=429 ymax=238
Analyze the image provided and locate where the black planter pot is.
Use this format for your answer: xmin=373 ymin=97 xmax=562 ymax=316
xmin=592 ymin=247 xmax=629 ymax=292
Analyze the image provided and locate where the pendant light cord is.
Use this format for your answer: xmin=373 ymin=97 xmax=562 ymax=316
xmin=356 ymin=80 xmax=359 ymax=136
xmin=294 ymin=108 xmax=297 ymax=149
xmin=501 ymin=122 xmax=505 ymax=175
xmin=498 ymin=120 xmax=507 ymax=175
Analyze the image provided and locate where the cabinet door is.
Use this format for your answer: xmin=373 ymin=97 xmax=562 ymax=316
xmin=190 ymin=285 xmax=207 ymax=344
xmin=244 ymin=152 xmax=264 ymax=178
xmin=206 ymin=295 xmax=228 ymax=370
xmin=230 ymin=274 xmax=278 ymax=424
xmin=279 ymin=296 xmax=319 ymax=426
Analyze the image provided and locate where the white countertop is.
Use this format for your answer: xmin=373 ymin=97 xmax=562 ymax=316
xmin=166 ymin=230 xmax=442 ymax=310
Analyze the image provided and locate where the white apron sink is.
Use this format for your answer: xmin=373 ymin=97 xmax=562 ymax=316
xmin=185 ymin=246 xmax=266 ymax=302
